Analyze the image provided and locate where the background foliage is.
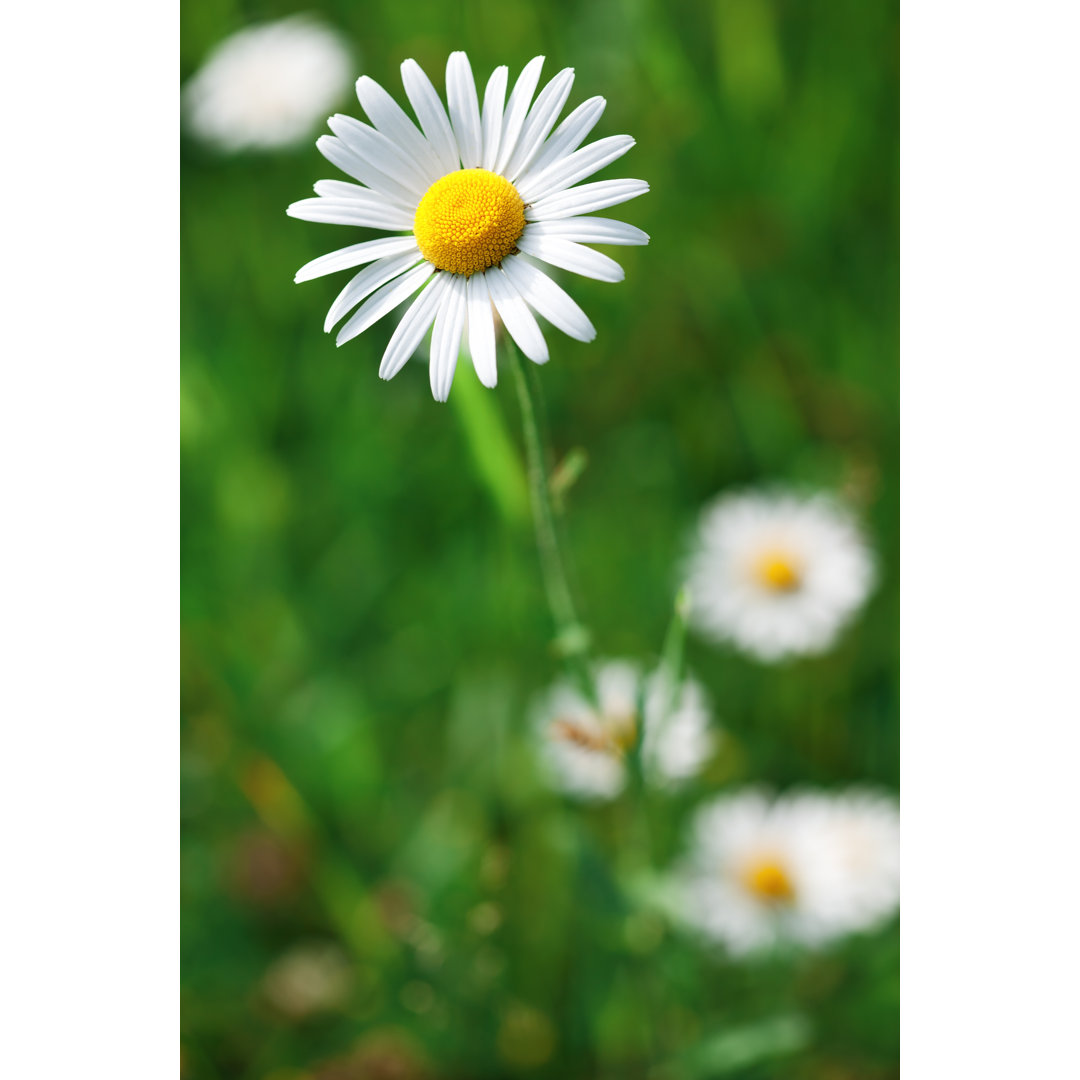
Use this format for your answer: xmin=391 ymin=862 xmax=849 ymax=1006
xmin=181 ymin=0 xmax=898 ymax=1075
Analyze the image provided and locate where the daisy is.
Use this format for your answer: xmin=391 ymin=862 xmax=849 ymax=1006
xmin=673 ymin=789 xmax=900 ymax=956
xmin=261 ymin=941 xmax=353 ymax=1019
xmin=684 ymin=489 xmax=875 ymax=662
xmin=287 ymin=53 xmax=649 ymax=400
xmin=534 ymin=660 xmax=717 ymax=801
xmin=183 ymin=16 xmax=353 ymax=153
xmin=815 ymin=788 xmax=903 ymax=931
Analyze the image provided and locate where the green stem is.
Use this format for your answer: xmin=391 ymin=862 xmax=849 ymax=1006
xmin=658 ymin=585 xmax=692 ymax=721
xmin=506 ymin=340 xmax=596 ymax=703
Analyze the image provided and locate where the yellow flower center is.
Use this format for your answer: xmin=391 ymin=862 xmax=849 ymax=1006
xmin=741 ymin=856 xmax=796 ymax=904
xmin=413 ymin=168 xmax=526 ymax=276
xmin=753 ymin=551 xmax=802 ymax=593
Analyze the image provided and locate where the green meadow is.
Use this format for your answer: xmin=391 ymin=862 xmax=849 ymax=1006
xmin=181 ymin=1 xmax=898 ymax=1075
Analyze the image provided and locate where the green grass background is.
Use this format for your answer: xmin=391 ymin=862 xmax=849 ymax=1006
xmin=181 ymin=0 xmax=898 ymax=1075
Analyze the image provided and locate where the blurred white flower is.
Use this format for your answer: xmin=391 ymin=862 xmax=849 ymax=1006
xmin=674 ymin=789 xmax=900 ymax=955
xmin=261 ymin=941 xmax=352 ymax=1019
xmin=684 ymin=489 xmax=875 ymax=662
xmin=534 ymin=660 xmax=718 ymax=801
xmin=183 ymin=16 xmax=353 ymax=153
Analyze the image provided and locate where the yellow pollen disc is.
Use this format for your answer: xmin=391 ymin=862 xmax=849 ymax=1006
xmin=753 ymin=551 xmax=802 ymax=593
xmin=413 ymin=168 xmax=526 ymax=276
xmin=741 ymin=857 xmax=796 ymax=904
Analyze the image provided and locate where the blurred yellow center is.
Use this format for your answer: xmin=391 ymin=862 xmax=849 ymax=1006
xmin=754 ymin=551 xmax=801 ymax=592
xmin=413 ymin=168 xmax=526 ymax=276
xmin=742 ymin=857 xmax=796 ymax=904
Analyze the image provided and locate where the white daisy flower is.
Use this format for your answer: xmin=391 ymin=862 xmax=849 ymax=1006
xmin=674 ymin=789 xmax=900 ymax=956
xmin=287 ymin=52 xmax=649 ymax=400
xmin=534 ymin=660 xmax=717 ymax=801
xmin=684 ymin=489 xmax=876 ymax=662
xmin=815 ymin=788 xmax=903 ymax=931
xmin=183 ymin=16 xmax=353 ymax=153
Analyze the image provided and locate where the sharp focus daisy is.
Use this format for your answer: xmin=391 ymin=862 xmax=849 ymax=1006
xmin=533 ymin=660 xmax=717 ymax=801
xmin=673 ymin=789 xmax=900 ymax=956
xmin=183 ymin=16 xmax=353 ymax=153
xmin=684 ymin=489 xmax=875 ymax=662
xmin=287 ymin=53 xmax=649 ymax=400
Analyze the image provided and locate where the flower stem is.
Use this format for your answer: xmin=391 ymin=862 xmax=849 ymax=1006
xmin=657 ymin=584 xmax=692 ymax=720
xmin=506 ymin=340 xmax=596 ymax=703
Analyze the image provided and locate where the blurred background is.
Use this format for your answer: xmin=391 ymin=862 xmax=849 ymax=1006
xmin=181 ymin=0 xmax=898 ymax=1076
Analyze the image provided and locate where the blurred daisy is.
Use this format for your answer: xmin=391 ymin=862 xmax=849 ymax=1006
xmin=684 ymin=489 xmax=875 ymax=662
xmin=816 ymin=788 xmax=902 ymax=930
xmin=674 ymin=789 xmax=900 ymax=955
xmin=261 ymin=941 xmax=352 ymax=1019
xmin=534 ymin=660 xmax=717 ymax=801
xmin=287 ymin=52 xmax=649 ymax=400
xmin=183 ymin=16 xmax=353 ymax=153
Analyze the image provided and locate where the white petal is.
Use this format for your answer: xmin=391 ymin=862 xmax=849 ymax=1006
xmin=295 ymin=235 xmax=420 ymax=283
xmin=336 ymin=262 xmax=435 ymax=346
xmin=485 ymin=266 xmax=549 ymax=364
xmin=327 ymin=114 xmax=430 ymax=198
xmin=494 ymin=56 xmax=545 ymax=176
xmin=316 ymin=135 xmax=419 ymax=209
xmin=526 ymin=217 xmax=649 ymax=246
xmin=517 ymin=134 xmax=635 ymax=204
xmin=526 ymin=178 xmax=649 ymax=221
xmin=446 ymin=52 xmax=483 ymax=169
xmin=286 ymin=196 xmax=414 ymax=230
xmin=379 ymin=273 xmax=451 ymax=380
xmin=505 ymin=68 xmax=575 ymax=182
xmin=480 ymin=65 xmax=508 ymax=171
xmin=429 ymin=274 xmax=468 ymax=401
xmin=500 ymin=256 xmax=596 ymax=342
xmin=355 ymin=74 xmax=444 ymax=182
xmin=324 ymin=251 xmax=423 ymax=332
xmin=313 ymin=179 xmax=388 ymax=202
xmin=516 ymin=233 xmax=625 ymax=282
xmin=466 ymin=273 xmax=498 ymax=387
xmin=400 ymin=58 xmax=461 ymax=176
xmin=518 ymin=96 xmax=606 ymax=185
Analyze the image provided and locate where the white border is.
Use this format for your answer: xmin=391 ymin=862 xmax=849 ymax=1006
xmin=904 ymin=1 xmax=1080 ymax=1075
xmin=4 ymin=0 xmax=178 ymax=1074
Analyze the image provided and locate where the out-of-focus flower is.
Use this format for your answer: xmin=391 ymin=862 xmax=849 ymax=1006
xmin=312 ymin=1028 xmax=430 ymax=1080
xmin=816 ymin=789 xmax=903 ymax=930
xmin=497 ymin=1003 xmax=558 ymax=1068
xmin=183 ymin=16 xmax=353 ymax=153
xmin=262 ymin=941 xmax=353 ymax=1019
xmin=225 ymin=828 xmax=309 ymax=908
xmin=534 ymin=660 xmax=717 ymax=800
xmin=684 ymin=489 xmax=875 ymax=662
xmin=287 ymin=52 xmax=649 ymax=400
xmin=673 ymin=789 xmax=900 ymax=955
